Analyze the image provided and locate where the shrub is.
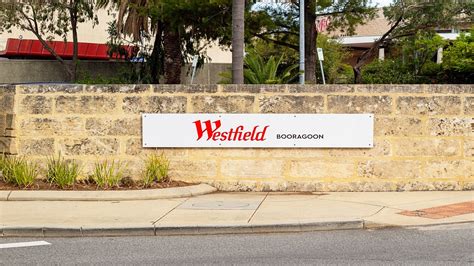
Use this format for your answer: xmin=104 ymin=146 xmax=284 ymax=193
xmin=90 ymin=160 xmax=126 ymax=188
xmin=142 ymin=153 xmax=170 ymax=188
xmin=219 ymin=49 xmax=299 ymax=84
xmin=46 ymin=154 xmax=80 ymax=189
xmin=361 ymin=59 xmax=418 ymax=84
xmin=1 ymin=156 xmax=38 ymax=188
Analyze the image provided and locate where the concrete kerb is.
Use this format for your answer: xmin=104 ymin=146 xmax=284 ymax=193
xmin=0 ymin=220 xmax=365 ymax=237
xmin=3 ymin=221 xmax=473 ymax=237
xmin=2 ymin=184 xmax=217 ymax=201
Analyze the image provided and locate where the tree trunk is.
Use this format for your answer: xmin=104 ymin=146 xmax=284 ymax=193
xmin=69 ymin=1 xmax=78 ymax=82
xmin=353 ymin=13 xmax=404 ymax=83
xmin=304 ymin=1 xmax=317 ymax=83
xmin=232 ymin=0 xmax=245 ymax=84
xmin=163 ymin=26 xmax=182 ymax=84
xmin=150 ymin=20 xmax=164 ymax=84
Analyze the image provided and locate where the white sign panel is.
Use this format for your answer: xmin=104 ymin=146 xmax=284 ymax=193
xmin=317 ymin=48 xmax=324 ymax=61
xmin=142 ymin=114 xmax=373 ymax=148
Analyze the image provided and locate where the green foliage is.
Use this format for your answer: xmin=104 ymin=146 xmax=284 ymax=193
xmin=442 ymin=28 xmax=474 ymax=83
xmin=98 ymin=0 xmax=233 ymax=83
xmin=46 ymin=154 xmax=80 ymax=189
xmin=220 ymin=49 xmax=299 ymax=84
xmin=141 ymin=153 xmax=170 ymax=188
xmin=243 ymin=51 xmax=299 ymax=84
xmin=361 ymin=59 xmax=417 ymax=84
xmin=315 ymin=35 xmax=353 ymax=84
xmin=0 ymin=1 xmax=97 ymax=41
xmin=248 ymin=1 xmax=376 ymax=39
xmin=400 ymin=32 xmax=446 ymax=75
xmin=362 ymin=30 xmax=474 ymax=84
xmin=383 ymin=1 xmax=473 ymax=40
xmin=76 ymin=63 xmax=144 ymax=84
xmin=90 ymin=160 xmax=126 ymax=188
xmin=0 ymin=155 xmax=38 ymax=188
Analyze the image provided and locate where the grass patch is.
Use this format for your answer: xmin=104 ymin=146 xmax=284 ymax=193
xmin=141 ymin=153 xmax=170 ymax=188
xmin=0 ymin=155 xmax=38 ymax=188
xmin=46 ymin=154 xmax=81 ymax=189
xmin=90 ymin=160 xmax=126 ymax=188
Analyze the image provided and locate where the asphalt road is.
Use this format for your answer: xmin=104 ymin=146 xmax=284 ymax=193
xmin=1 ymin=223 xmax=473 ymax=265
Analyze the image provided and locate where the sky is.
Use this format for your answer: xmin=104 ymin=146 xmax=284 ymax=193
xmin=373 ymin=0 xmax=393 ymax=7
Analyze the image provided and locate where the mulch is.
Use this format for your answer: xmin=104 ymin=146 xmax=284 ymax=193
xmin=0 ymin=179 xmax=197 ymax=191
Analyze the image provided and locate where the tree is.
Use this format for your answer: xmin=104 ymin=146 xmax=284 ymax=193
xmin=442 ymin=28 xmax=474 ymax=83
xmin=232 ymin=0 xmax=245 ymax=84
xmin=98 ymin=0 xmax=232 ymax=84
xmin=247 ymin=0 xmax=375 ymax=83
xmin=0 ymin=0 xmax=97 ymax=82
xmin=354 ymin=0 xmax=474 ymax=83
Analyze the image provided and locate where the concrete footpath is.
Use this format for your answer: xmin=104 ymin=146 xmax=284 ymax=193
xmin=0 ymin=187 xmax=472 ymax=237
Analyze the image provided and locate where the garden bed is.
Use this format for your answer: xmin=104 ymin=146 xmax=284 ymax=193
xmin=0 ymin=179 xmax=196 ymax=191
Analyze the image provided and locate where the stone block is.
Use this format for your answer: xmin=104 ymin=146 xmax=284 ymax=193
xmin=59 ymin=138 xmax=119 ymax=155
xmin=289 ymin=160 xmax=354 ymax=179
xmin=428 ymin=118 xmax=473 ymax=136
xmin=187 ymin=149 xmax=258 ymax=158
xmin=358 ymin=160 xmax=422 ymax=179
xmin=4 ymin=129 xmax=15 ymax=137
xmin=18 ymin=95 xmax=53 ymax=114
xmin=0 ymin=94 xmax=14 ymax=112
xmin=169 ymin=159 xmax=218 ymax=179
xmin=85 ymin=118 xmax=141 ymax=136
xmin=85 ymin=84 xmax=150 ymax=93
xmin=122 ymin=96 xmax=186 ymax=114
xmin=5 ymin=114 xmax=15 ymax=129
xmin=423 ymin=160 xmax=473 ymax=178
xmin=396 ymin=96 xmax=461 ymax=115
xmin=425 ymin=84 xmax=473 ymax=94
xmin=0 ymin=137 xmax=17 ymax=154
xmin=465 ymin=97 xmax=474 ymax=115
xmin=221 ymin=159 xmax=284 ymax=178
xmin=56 ymin=96 xmax=116 ymax=114
xmin=328 ymin=139 xmax=391 ymax=157
xmin=394 ymin=139 xmax=460 ymax=157
xmin=0 ymin=114 xmax=5 ymax=135
xmin=18 ymin=138 xmax=55 ymax=156
xmin=191 ymin=96 xmax=255 ymax=113
xmin=258 ymin=149 xmax=326 ymax=158
xmin=327 ymin=95 xmax=392 ymax=114
xmin=125 ymin=138 xmax=187 ymax=157
xmin=355 ymin=84 xmax=424 ymax=93
xmin=222 ymin=85 xmax=286 ymax=93
xmin=464 ymin=139 xmax=474 ymax=157
xmin=153 ymin=84 xmax=218 ymax=93
xmin=375 ymin=117 xmax=424 ymax=136
xmin=258 ymin=96 xmax=324 ymax=113
xmin=18 ymin=84 xmax=83 ymax=93
xmin=288 ymin=84 xmax=354 ymax=93
xmin=0 ymin=84 xmax=15 ymax=93
xmin=19 ymin=117 xmax=83 ymax=136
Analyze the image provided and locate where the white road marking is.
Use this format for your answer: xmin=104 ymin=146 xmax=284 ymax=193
xmin=0 ymin=241 xmax=51 ymax=249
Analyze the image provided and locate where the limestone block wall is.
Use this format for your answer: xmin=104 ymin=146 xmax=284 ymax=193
xmin=0 ymin=85 xmax=15 ymax=155
xmin=1 ymin=84 xmax=473 ymax=191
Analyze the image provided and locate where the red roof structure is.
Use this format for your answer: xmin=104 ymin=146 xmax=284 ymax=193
xmin=0 ymin=38 xmax=137 ymax=60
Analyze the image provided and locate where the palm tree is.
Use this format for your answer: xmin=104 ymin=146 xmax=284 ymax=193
xmin=232 ymin=0 xmax=244 ymax=84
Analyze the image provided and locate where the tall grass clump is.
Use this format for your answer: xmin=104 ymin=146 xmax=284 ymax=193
xmin=0 ymin=153 xmax=7 ymax=180
xmin=1 ymin=155 xmax=38 ymax=187
xmin=90 ymin=160 xmax=126 ymax=188
xmin=142 ymin=153 xmax=170 ymax=188
xmin=46 ymin=154 xmax=80 ymax=189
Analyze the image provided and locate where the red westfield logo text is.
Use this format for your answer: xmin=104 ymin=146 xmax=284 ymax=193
xmin=193 ymin=120 xmax=269 ymax=141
